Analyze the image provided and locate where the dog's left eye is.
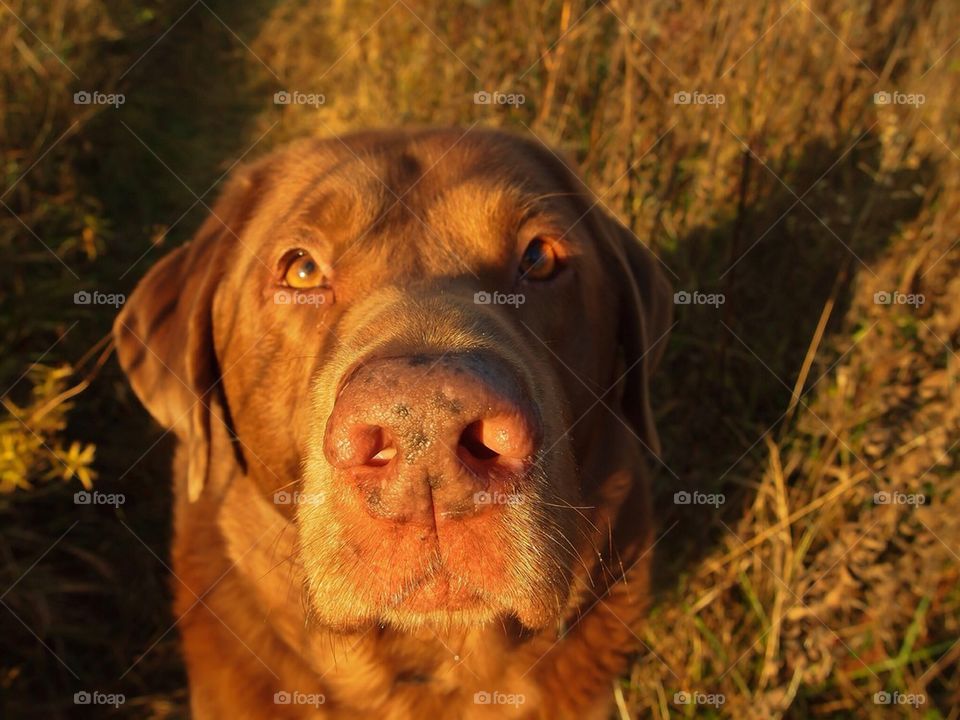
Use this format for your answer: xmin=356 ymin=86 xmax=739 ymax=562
xmin=519 ymin=237 xmax=560 ymax=281
xmin=281 ymin=249 xmax=327 ymax=288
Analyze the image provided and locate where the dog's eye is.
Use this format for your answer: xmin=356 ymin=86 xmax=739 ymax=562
xmin=519 ymin=237 xmax=559 ymax=281
xmin=282 ymin=250 xmax=327 ymax=288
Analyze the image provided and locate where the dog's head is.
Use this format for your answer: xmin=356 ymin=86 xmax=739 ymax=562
xmin=114 ymin=128 xmax=671 ymax=632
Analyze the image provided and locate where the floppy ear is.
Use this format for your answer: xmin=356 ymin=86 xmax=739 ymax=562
xmin=113 ymin=163 xmax=269 ymax=501
xmin=597 ymin=213 xmax=673 ymax=457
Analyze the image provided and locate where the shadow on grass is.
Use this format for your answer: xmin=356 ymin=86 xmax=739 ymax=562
xmin=649 ymin=131 xmax=934 ymax=599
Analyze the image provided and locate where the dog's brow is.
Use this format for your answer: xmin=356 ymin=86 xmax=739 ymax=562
xmin=300 ymin=190 xmax=354 ymax=226
xmin=515 ymin=192 xmax=585 ymax=230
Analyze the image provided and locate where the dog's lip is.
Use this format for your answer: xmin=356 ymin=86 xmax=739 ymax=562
xmin=394 ymin=571 xmax=488 ymax=611
xmin=370 ymin=546 xmax=496 ymax=612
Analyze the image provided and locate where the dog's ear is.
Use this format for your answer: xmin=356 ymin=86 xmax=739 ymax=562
xmin=114 ymin=160 xmax=270 ymax=501
xmin=597 ymin=212 xmax=673 ymax=457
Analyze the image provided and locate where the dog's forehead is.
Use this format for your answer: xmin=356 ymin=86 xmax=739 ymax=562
xmin=330 ymin=129 xmax=569 ymax=188
xmin=268 ymin=131 xmax=586 ymax=245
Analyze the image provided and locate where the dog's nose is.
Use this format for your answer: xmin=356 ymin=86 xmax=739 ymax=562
xmin=323 ymin=354 xmax=541 ymax=524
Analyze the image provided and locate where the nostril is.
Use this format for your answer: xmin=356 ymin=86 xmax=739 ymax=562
xmin=329 ymin=424 xmax=396 ymax=469
xmin=459 ymin=421 xmax=500 ymax=461
xmin=369 ymin=444 xmax=396 ymax=467
xmin=457 ymin=415 xmax=536 ymax=476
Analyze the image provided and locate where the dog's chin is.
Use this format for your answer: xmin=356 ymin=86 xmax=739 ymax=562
xmin=312 ymin=608 xmax=559 ymax=636
xmin=381 ymin=580 xmax=563 ymax=633
xmin=305 ymin=580 xmax=564 ymax=635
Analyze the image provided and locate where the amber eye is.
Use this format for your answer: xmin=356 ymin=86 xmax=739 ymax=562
xmin=282 ymin=250 xmax=326 ymax=289
xmin=519 ymin=237 xmax=560 ymax=280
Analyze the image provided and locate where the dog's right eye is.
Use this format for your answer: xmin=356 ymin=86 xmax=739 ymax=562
xmin=280 ymin=249 xmax=328 ymax=289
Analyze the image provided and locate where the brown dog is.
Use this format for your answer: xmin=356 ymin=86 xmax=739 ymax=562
xmin=114 ymin=128 xmax=671 ymax=719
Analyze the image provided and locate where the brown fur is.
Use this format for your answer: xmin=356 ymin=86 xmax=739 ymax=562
xmin=113 ymin=128 xmax=672 ymax=719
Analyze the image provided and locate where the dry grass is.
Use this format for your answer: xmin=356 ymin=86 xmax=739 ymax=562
xmin=1 ymin=0 xmax=958 ymax=717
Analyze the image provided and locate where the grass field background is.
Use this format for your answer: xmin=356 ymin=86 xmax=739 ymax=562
xmin=1 ymin=1 xmax=959 ymax=717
